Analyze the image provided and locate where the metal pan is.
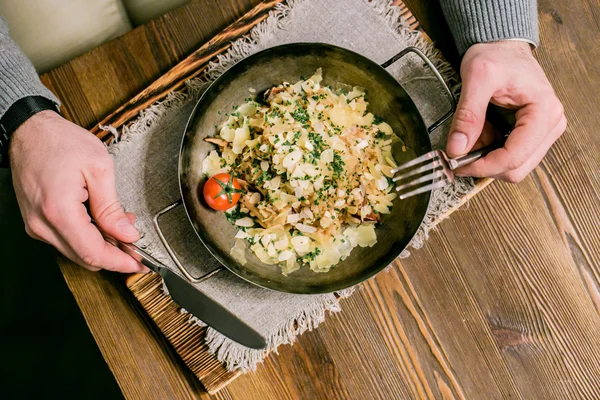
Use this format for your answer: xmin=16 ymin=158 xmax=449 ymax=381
xmin=177 ymin=43 xmax=455 ymax=294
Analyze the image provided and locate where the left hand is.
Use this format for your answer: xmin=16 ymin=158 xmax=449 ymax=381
xmin=446 ymin=40 xmax=567 ymax=182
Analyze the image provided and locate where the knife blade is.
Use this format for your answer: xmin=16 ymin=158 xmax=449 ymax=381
xmin=103 ymin=235 xmax=267 ymax=350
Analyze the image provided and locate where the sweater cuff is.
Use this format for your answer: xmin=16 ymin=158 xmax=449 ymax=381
xmin=440 ymin=0 xmax=539 ymax=55
xmin=0 ymin=31 xmax=59 ymax=118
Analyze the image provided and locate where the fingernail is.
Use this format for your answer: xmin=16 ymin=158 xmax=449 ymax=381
xmin=117 ymin=218 xmax=139 ymax=236
xmin=138 ymin=263 xmax=151 ymax=274
xmin=448 ymin=132 xmax=468 ymax=154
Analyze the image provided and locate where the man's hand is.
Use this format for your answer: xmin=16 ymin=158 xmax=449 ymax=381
xmin=447 ymin=41 xmax=566 ymax=182
xmin=9 ymin=110 xmax=147 ymax=273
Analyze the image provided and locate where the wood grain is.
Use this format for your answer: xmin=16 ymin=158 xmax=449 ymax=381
xmin=57 ymin=256 xmax=210 ymax=400
xmin=43 ymin=0 xmax=600 ymax=399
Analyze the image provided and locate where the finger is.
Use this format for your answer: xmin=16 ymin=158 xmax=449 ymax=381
xmin=124 ymin=212 xmax=151 ymax=273
xmin=446 ymin=68 xmax=496 ymax=158
xmin=471 ymin=121 xmax=496 ymax=151
xmin=492 ymin=115 xmax=567 ymax=183
xmin=85 ymin=157 xmax=140 ymax=243
xmin=453 ymin=101 xmax=554 ymax=178
xmin=125 ymin=212 xmax=136 ymax=225
xmin=28 ymin=223 xmax=102 ymax=272
xmin=47 ymin=201 xmax=146 ymax=273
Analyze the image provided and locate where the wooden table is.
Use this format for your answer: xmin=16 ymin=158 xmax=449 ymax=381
xmin=41 ymin=0 xmax=600 ymax=398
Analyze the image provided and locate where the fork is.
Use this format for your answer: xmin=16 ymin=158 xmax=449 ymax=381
xmin=391 ymin=142 xmax=502 ymax=200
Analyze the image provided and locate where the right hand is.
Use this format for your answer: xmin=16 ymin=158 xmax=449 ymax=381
xmin=446 ymin=41 xmax=566 ymax=183
xmin=9 ymin=110 xmax=148 ymax=273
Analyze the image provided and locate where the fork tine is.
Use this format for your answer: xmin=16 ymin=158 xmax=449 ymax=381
xmin=392 ymin=158 xmax=443 ymax=182
xmin=391 ymin=150 xmax=440 ymax=174
xmin=395 ymin=169 xmax=445 ymax=192
xmin=398 ymin=179 xmax=449 ymax=200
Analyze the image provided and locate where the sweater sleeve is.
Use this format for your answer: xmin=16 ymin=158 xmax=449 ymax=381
xmin=0 ymin=18 xmax=59 ymax=118
xmin=440 ymin=0 xmax=539 ymax=55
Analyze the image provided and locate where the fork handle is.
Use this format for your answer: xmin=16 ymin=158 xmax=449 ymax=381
xmin=448 ymin=142 xmax=503 ymax=170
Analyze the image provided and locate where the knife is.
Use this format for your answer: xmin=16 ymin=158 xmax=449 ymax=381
xmin=102 ymin=234 xmax=267 ymax=350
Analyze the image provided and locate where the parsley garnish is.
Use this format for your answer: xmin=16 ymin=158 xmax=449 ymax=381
xmin=291 ymin=108 xmax=309 ymax=124
xmin=225 ymin=205 xmax=249 ymax=224
xmin=301 ymin=248 xmax=321 ymax=263
xmin=331 ymin=152 xmax=345 ymax=177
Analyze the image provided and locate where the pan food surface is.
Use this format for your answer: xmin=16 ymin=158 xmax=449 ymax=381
xmin=180 ymin=43 xmax=431 ymax=294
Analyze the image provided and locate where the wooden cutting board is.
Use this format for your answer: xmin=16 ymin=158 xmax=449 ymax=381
xmin=87 ymin=0 xmax=492 ymax=394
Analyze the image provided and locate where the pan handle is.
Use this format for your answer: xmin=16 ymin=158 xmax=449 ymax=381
xmin=153 ymin=198 xmax=225 ymax=283
xmin=381 ymin=47 xmax=456 ymax=133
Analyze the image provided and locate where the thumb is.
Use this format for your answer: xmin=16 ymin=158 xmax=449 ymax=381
xmin=86 ymin=161 xmax=140 ymax=243
xmin=447 ymin=72 xmax=495 ymax=158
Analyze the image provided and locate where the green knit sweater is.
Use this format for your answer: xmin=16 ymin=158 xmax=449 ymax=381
xmin=0 ymin=1 xmax=539 ymax=119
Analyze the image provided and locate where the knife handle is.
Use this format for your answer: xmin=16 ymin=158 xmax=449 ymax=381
xmin=101 ymin=233 xmax=167 ymax=275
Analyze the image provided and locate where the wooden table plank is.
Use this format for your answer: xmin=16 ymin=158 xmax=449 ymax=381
xmin=88 ymin=0 xmax=281 ymax=141
xmin=40 ymin=0 xmax=262 ymax=130
xmin=40 ymin=0 xmax=600 ymax=398
xmin=56 ymin=257 xmax=210 ymax=399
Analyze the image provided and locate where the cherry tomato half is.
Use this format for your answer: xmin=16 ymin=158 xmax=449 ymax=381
xmin=203 ymin=173 xmax=243 ymax=211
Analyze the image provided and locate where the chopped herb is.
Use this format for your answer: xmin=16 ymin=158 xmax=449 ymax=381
xmin=291 ymin=106 xmax=310 ymax=124
xmin=269 ymin=108 xmax=283 ymax=119
xmin=308 ymin=132 xmax=327 ymax=154
xmin=256 ymin=170 xmax=273 ymax=185
xmin=331 ymin=152 xmax=346 ymax=177
xmin=301 ymin=248 xmax=321 ymax=263
xmin=225 ymin=205 xmax=248 ymax=224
